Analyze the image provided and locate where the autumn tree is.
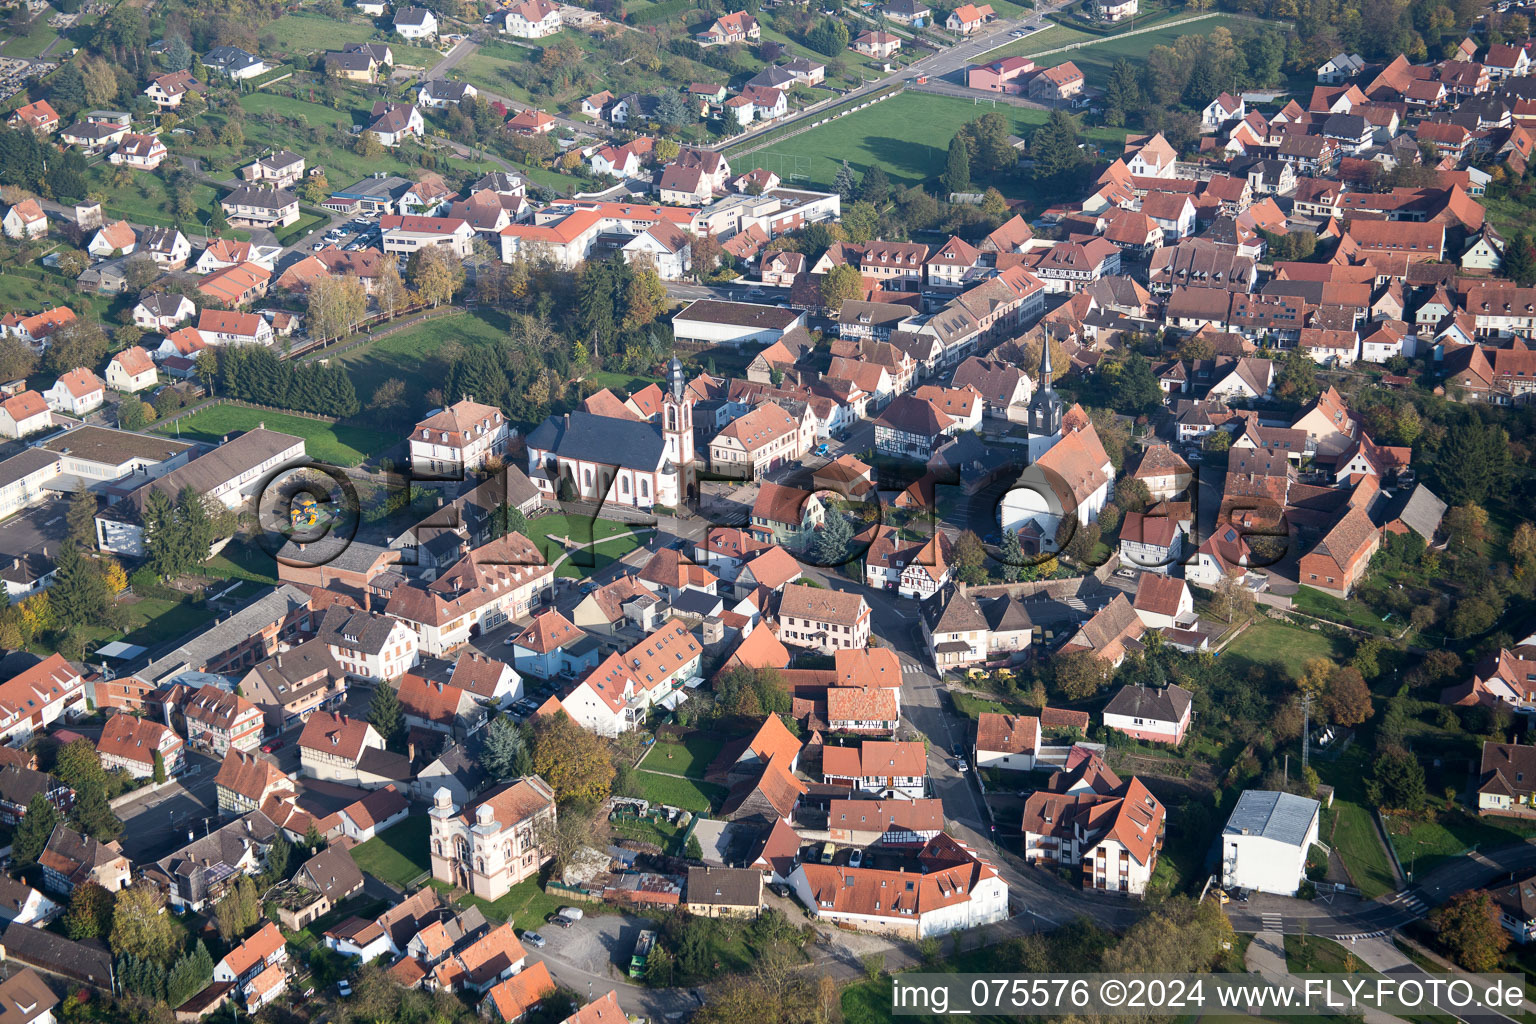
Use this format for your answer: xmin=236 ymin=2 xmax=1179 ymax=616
xmin=213 ymin=875 xmax=261 ymax=942
xmin=65 ymin=881 xmax=115 ymax=940
xmin=1054 ymin=650 xmax=1112 ymax=700
xmin=369 ymin=378 xmax=407 ymax=420
xmin=1322 ymin=665 xmax=1373 ymax=726
xmin=307 ymin=273 xmax=368 ymax=341
xmin=531 ymin=710 xmax=616 ymax=806
xmin=409 ymin=246 xmax=464 ymax=307
xmin=110 ymin=884 xmax=179 ymax=964
xmin=1432 ymin=890 xmax=1508 ymax=971
xmin=375 ymin=261 xmax=409 ymax=319
xmin=818 ymin=263 xmax=863 ymax=313
xmin=952 ymin=530 xmax=989 ymax=585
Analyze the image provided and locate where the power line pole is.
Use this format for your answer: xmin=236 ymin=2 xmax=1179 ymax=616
xmin=1301 ymin=693 xmax=1313 ymax=772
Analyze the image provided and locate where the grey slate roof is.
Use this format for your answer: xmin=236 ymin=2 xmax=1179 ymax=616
xmin=526 ymin=411 xmax=668 ymax=472
xmin=1223 ymin=790 xmax=1319 ymax=847
xmin=1103 ymin=683 xmax=1192 ymax=724
xmin=137 ymin=584 xmax=312 ymax=685
xmin=1371 ymin=483 xmax=1446 ymax=543
xmin=0 ymin=920 xmax=114 ymax=988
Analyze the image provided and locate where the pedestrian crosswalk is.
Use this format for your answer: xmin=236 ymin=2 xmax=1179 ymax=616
xmin=1261 ymin=912 xmax=1284 ymax=933
xmin=1387 ymin=889 xmax=1427 ymax=915
xmin=902 ymin=663 xmax=925 ymax=674
xmin=1331 ymin=929 xmax=1388 ymax=942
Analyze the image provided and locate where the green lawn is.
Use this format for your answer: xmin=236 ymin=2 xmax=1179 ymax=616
xmin=0 ymin=14 xmax=59 ymax=59
xmin=437 ymin=877 xmax=612 ymax=935
xmin=158 ymin=404 xmax=393 ymax=468
xmin=1325 ymin=800 xmax=1396 ymax=899
xmin=1386 ymin=811 xmax=1536 ymax=879
xmin=335 ymin=310 xmax=509 ymax=422
xmin=979 ymin=13 xmax=1262 ymax=85
xmin=556 ymin=534 xmax=648 ymax=579
xmin=260 ymin=12 xmax=382 ymax=55
xmin=951 ymin=689 xmax=1031 ymax=720
xmin=633 ymin=770 xmax=727 ymax=814
xmin=613 ymin=816 xmax=684 ymax=853
xmin=1222 ymin=617 xmax=1348 ymax=682
xmin=73 ymin=596 xmax=217 ymax=655
xmin=1285 ymin=934 xmax=1368 ymax=974
xmin=203 ymin=537 xmax=281 ymax=585
xmin=350 ymin=817 xmax=432 ymax=888
xmin=1291 ymin=587 xmax=1398 ymax=635
xmin=736 ymin=92 xmax=1127 ymax=191
xmin=240 ymin=92 xmax=354 ymax=130
xmin=640 ymin=736 xmax=725 ymax=780
xmin=274 ymin=210 xmax=330 ymax=246
xmin=87 ymin=167 xmax=234 ymax=235
xmin=521 ymin=513 xmax=641 ymax=568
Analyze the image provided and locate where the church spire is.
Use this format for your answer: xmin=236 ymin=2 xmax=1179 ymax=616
xmin=669 ymin=356 xmax=685 ymax=401
xmin=1038 ymin=333 xmax=1053 ymax=389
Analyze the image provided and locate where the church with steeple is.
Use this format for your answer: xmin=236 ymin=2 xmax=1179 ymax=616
xmin=1027 ymin=339 xmax=1063 ymax=463
xmin=523 ymin=357 xmax=697 ymax=510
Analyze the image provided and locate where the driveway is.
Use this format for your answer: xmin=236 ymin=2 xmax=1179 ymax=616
xmin=529 ymin=912 xmax=700 ymax=1021
xmin=113 ymin=750 xmax=223 ymax=863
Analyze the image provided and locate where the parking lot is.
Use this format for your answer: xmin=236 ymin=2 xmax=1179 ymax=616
xmin=314 ymin=217 xmax=383 ymax=254
xmin=0 ymin=494 xmax=72 ymax=564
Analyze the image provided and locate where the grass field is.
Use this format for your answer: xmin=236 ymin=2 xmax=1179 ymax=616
xmin=72 ymin=596 xmax=217 ymax=655
xmin=1290 ymin=587 xmax=1398 ymax=635
xmin=260 ymin=12 xmax=381 ymax=54
xmin=87 ymin=167 xmax=233 ymax=234
xmin=159 ymin=404 xmax=393 ymax=467
xmin=522 ymin=513 xmax=641 ymax=567
xmin=737 ymin=92 xmax=1127 ymax=190
xmin=0 ymin=14 xmax=59 ymax=59
xmin=350 ymin=817 xmax=431 ymax=887
xmin=203 ymin=537 xmax=281 ymax=584
xmin=240 ymin=91 xmax=354 ymax=129
xmin=633 ymin=770 xmax=727 ymax=814
xmin=557 ymin=534 xmax=647 ymax=578
xmin=640 ymin=736 xmax=725 ymax=779
xmin=1385 ymin=811 xmax=1536 ymax=878
xmin=980 ymin=13 xmax=1262 ymax=84
xmin=1221 ymin=617 xmax=1348 ymax=682
xmin=335 ymin=310 xmax=508 ymax=421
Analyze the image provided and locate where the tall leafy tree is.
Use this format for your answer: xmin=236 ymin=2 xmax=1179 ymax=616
xmin=110 ymin=884 xmax=178 ymax=964
xmin=999 ymin=529 xmax=1024 ymax=583
xmin=942 ymin=134 xmax=971 ymax=195
xmin=49 ymin=544 xmax=108 ymax=629
xmin=65 ymin=881 xmax=115 ymax=940
xmin=859 ymin=165 xmax=890 ymax=207
xmin=834 ymin=160 xmax=858 ymax=202
xmin=810 ymin=510 xmax=853 ymax=567
xmin=12 ymin=794 xmax=59 ymax=867
xmin=482 ymin=716 xmax=531 ymax=780
xmin=1431 ymin=891 xmax=1509 ymax=972
xmin=1436 ymin=420 xmax=1510 ymax=505
xmin=368 ymin=683 xmax=404 ymax=749
xmin=164 ymin=34 xmax=192 ymax=72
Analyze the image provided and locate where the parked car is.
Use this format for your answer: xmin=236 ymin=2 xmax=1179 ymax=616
xmin=849 ymin=849 xmax=863 ymax=868
xmin=579 ymin=581 xmax=601 ymax=594
xmin=522 ymin=931 xmax=547 ymax=948
xmin=956 ymin=758 xmax=969 ymax=773
xmin=337 ymin=980 xmax=352 ymax=998
xmin=261 ymin=739 xmax=284 ymax=753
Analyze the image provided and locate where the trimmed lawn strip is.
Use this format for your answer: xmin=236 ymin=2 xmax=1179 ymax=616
xmin=157 ymin=404 xmax=392 ymax=467
xmin=640 ymin=737 xmax=725 ymax=780
xmin=350 ymin=817 xmax=431 ymax=887
xmin=1326 ymin=800 xmax=1396 ymax=899
xmin=203 ymin=537 xmax=281 ymax=584
xmin=1285 ymin=934 xmax=1367 ymax=973
xmin=633 ymin=770 xmax=727 ymax=814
